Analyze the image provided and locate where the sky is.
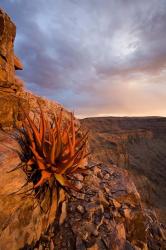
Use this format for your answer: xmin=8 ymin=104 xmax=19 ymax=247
xmin=1 ymin=0 xmax=166 ymax=118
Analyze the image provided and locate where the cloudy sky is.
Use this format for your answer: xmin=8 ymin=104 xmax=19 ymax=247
xmin=1 ymin=0 xmax=166 ymax=117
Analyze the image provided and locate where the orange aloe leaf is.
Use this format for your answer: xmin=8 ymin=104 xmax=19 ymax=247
xmin=50 ymin=133 xmax=57 ymax=164
xmin=27 ymin=158 xmax=35 ymax=166
xmin=48 ymin=185 xmax=58 ymax=224
xmin=75 ymin=130 xmax=89 ymax=148
xmin=75 ymin=125 xmax=81 ymax=135
xmin=29 ymin=146 xmax=46 ymax=171
xmin=21 ymin=107 xmax=42 ymax=149
xmin=70 ymin=152 xmax=90 ymax=173
xmin=58 ymin=108 xmax=63 ymax=126
xmin=54 ymin=131 xmax=63 ymax=160
xmin=56 ymin=143 xmax=86 ymax=175
xmin=38 ymin=102 xmax=47 ymax=146
xmin=54 ymin=108 xmax=63 ymax=131
xmin=71 ymin=113 xmax=75 ymax=147
xmin=66 ymin=130 xmax=74 ymax=157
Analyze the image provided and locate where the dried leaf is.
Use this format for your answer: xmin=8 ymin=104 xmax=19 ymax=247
xmin=59 ymin=201 xmax=67 ymax=225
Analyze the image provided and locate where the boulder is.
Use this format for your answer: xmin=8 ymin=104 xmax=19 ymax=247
xmin=0 ymin=131 xmax=59 ymax=250
xmin=0 ymin=8 xmax=22 ymax=90
xmin=0 ymin=8 xmax=16 ymax=86
xmin=0 ymin=7 xmax=24 ymax=128
xmin=14 ymin=55 xmax=23 ymax=70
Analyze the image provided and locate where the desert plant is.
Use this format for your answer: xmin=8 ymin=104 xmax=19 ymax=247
xmin=12 ymin=103 xmax=89 ymax=212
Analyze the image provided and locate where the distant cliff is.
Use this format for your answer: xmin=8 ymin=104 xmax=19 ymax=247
xmin=81 ymin=116 xmax=166 ymax=224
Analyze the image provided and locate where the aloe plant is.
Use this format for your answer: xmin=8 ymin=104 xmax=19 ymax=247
xmin=15 ymin=103 xmax=89 ymax=211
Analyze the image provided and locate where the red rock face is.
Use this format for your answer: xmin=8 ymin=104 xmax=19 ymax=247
xmin=0 ymin=131 xmax=61 ymax=250
xmin=33 ymin=163 xmax=165 ymax=250
xmin=0 ymin=8 xmax=24 ymax=128
xmin=0 ymin=8 xmax=23 ymax=90
xmin=0 ymin=8 xmax=71 ymax=128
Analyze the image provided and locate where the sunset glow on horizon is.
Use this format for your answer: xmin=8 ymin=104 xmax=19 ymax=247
xmin=1 ymin=0 xmax=166 ymax=118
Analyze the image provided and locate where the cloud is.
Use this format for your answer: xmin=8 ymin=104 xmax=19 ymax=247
xmin=1 ymin=0 xmax=166 ymax=117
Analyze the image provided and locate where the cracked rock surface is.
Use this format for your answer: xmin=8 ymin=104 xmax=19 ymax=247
xmin=30 ymin=163 xmax=165 ymax=250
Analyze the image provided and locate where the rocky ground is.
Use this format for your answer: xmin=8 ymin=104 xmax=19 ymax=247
xmin=0 ymin=130 xmax=165 ymax=249
xmin=23 ymin=162 xmax=166 ymax=250
xmin=81 ymin=117 xmax=166 ymax=224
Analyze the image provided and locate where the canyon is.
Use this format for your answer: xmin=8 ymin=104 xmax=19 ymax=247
xmin=81 ymin=117 xmax=166 ymax=224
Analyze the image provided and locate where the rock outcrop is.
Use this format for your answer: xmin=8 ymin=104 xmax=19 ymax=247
xmin=0 ymin=8 xmax=71 ymax=129
xmin=0 ymin=8 xmax=23 ymax=92
xmin=27 ymin=163 xmax=166 ymax=250
xmin=0 ymin=131 xmax=59 ymax=250
xmin=0 ymin=7 xmax=26 ymax=128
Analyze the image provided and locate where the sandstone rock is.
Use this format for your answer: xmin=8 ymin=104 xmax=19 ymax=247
xmin=0 ymin=8 xmax=16 ymax=85
xmin=59 ymin=201 xmax=67 ymax=225
xmin=77 ymin=205 xmax=85 ymax=214
xmin=104 ymin=173 xmax=110 ymax=180
xmin=0 ymin=132 xmax=58 ymax=250
xmin=98 ymin=190 xmax=109 ymax=206
xmin=35 ymin=162 xmax=156 ymax=250
xmin=74 ymin=180 xmax=83 ymax=190
xmin=0 ymin=89 xmax=72 ymax=128
xmin=0 ymin=94 xmax=30 ymax=128
xmin=87 ymin=243 xmax=99 ymax=250
xmin=0 ymin=8 xmax=25 ymax=128
xmin=0 ymin=8 xmax=23 ymax=90
xmin=14 ymin=75 xmax=24 ymax=89
xmin=120 ymin=207 xmax=132 ymax=219
xmin=145 ymin=209 xmax=166 ymax=249
xmin=0 ymin=9 xmax=72 ymax=130
xmin=50 ymin=239 xmax=55 ymax=250
xmin=14 ymin=54 xmax=23 ymax=70
xmin=73 ymin=173 xmax=84 ymax=181
xmin=109 ymin=223 xmax=126 ymax=250
xmin=112 ymin=198 xmax=121 ymax=208
xmin=76 ymin=237 xmax=86 ymax=250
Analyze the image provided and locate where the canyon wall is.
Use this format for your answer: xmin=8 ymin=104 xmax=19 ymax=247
xmin=81 ymin=117 xmax=166 ymax=224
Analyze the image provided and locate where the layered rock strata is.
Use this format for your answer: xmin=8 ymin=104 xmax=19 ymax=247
xmin=81 ymin=117 xmax=166 ymax=224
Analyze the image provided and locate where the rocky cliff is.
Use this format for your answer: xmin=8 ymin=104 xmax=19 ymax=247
xmin=0 ymin=8 xmax=165 ymax=250
xmin=0 ymin=8 xmax=71 ymax=250
xmin=0 ymin=8 xmax=71 ymax=129
xmin=81 ymin=117 xmax=166 ymax=225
